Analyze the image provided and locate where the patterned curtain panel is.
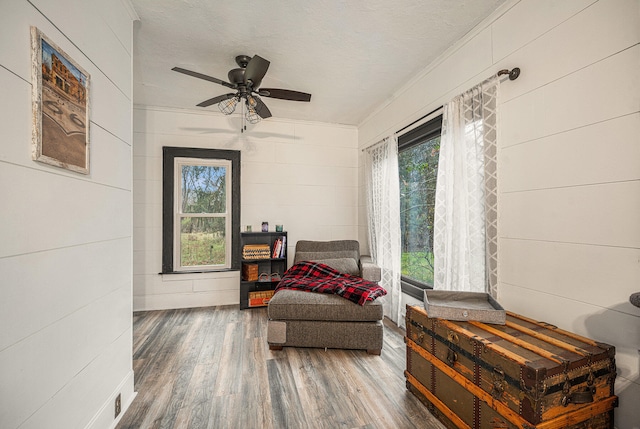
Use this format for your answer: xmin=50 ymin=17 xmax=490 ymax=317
xmin=364 ymin=137 xmax=402 ymax=324
xmin=433 ymin=76 xmax=499 ymax=298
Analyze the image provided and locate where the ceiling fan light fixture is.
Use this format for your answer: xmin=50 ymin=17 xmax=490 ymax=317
xmin=245 ymin=102 xmax=261 ymax=124
xmin=246 ymin=95 xmax=258 ymax=108
xmin=218 ymin=97 xmax=238 ymax=115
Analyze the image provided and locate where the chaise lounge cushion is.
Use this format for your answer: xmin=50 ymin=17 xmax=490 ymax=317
xmin=268 ymin=289 xmax=383 ymax=322
xmin=310 ymin=257 xmax=360 ymax=275
xmin=294 ymin=250 xmax=359 ymax=265
xmin=293 ymin=240 xmax=382 ymax=282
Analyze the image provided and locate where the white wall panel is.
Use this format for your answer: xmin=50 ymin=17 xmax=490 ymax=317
xmin=0 ymin=286 xmax=131 ymax=429
xmin=614 ymin=377 xmax=640 ymax=429
xmin=293 ymin=122 xmax=357 ymax=148
xmin=501 ymin=45 xmax=639 ymax=146
xmin=133 ymin=177 xmax=161 ymax=206
xmin=274 ymin=142 xmax=357 ymax=167
xmin=0 ymin=238 xmax=131 ymax=351
xmin=132 ymin=248 xmax=162 ymax=276
xmin=134 ymin=107 xmax=296 ymax=143
xmin=501 ymin=114 xmax=640 ymax=192
xmin=193 ymin=272 xmax=238 ymax=292
xmin=241 ymin=161 xmax=290 ymax=185
xmin=322 ymin=204 xmax=358 ymax=227
xmin=498 ymin=0 xmax=640 ymax=103
xmin=132 ymin=130 xmax=151 ymax=157
xmin=0 ymin=1 xmax=36 ymax=79
xmin=133 ymin=291 xmax=238 ymax=312
xmin=20 ymin=332 xmax=133 ymax=429
xmin=133 ymin=274 xmax=193 ymax=297
xmin=500 ymin=239 xmax=640 ymax=314
xmin=133 ymin=202 xmax=161 ymax=229
xmin=0 ymin=163 xmax=131 ymax=258
xmin=330 ymin=225 xmax=359 ymax=241
xmin=0 ymin=67 xmax=32 ymax=163
xmin=133 ymin=271 xmax=239 ymax=300
xmin=133 ymin=226 xmax=161 ymax=252
xmin=333 ymin=186 xmax=359 ymax=208
xmin=91 ymin=0 xmax=135 ymax=56
xmin=91 ymin=75 xmax=133 ymax=143
xmin=133 ymin=153 xmax=161 ymax=181
xmin=492 ymin=0 xmax=596 ymax=62
xmin=501 ymin=181 xmax=640 ymax=248
xmin=90 ymin=125 xmax=133 ymax=189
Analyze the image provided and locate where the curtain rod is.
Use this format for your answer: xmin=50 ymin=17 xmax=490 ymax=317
xmin=394 ymin=67 xmax=521 ymax=135
xmin=395 ymin=105 xmax=443 ymax=136
xmin=361 ymin=137 xmax=387 ymax=152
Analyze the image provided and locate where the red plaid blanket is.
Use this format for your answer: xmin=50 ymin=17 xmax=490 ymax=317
xmin=275 ymin=261 xmax=387 ymax=306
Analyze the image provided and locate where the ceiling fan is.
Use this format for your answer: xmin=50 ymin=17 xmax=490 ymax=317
xmin=172 ymin=54 xmax=311 ymax=125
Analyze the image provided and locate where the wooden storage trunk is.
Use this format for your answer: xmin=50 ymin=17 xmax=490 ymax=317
xmin=405 ymin=305 xmax=617 ymax=429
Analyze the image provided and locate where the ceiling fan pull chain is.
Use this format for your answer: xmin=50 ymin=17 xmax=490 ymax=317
xmin=241 ymin=101 xmax=246 ymax=133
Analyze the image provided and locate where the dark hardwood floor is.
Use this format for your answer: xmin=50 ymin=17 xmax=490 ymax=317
xmin=116 ymin=305 xmax=444 ymax=429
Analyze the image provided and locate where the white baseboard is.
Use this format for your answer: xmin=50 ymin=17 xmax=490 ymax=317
xmin=133 ymin=290 xmax=239 ymax=311
xmin=84 ymin=370 xmax=136 ymax=429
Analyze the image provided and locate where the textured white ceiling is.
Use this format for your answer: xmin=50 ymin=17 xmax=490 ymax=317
xmin=131 ymin=0 xmax=506 ymax=126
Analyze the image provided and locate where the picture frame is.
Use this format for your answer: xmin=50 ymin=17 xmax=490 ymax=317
xmin=31 ymin=27 xmax=90 ymax=174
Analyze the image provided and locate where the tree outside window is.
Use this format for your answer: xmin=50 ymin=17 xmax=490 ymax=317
xmin=178 ymin=162 xmax=229 ymax=268
xmin=397 ymin=114 xmax=442 ymax=291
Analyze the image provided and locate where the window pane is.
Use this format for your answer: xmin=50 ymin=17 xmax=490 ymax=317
xmin=399 ymin=135 xmax=440 ymax=286
xmin=180 ymin=165 xmax=226 ymax=213
xmin=180 ymin=217 xmax=226 ymax=267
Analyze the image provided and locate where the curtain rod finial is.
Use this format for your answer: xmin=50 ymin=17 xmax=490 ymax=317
xmin=497 ymin=67 xmax=520 ymax=80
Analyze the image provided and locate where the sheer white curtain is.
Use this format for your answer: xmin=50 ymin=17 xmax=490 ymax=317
xmin=433 ymin=76 xmax=499 ymax=297
xmin=364 ymin=136 xmax=402 ymax=324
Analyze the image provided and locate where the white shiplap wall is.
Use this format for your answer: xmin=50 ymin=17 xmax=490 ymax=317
xmin=358 ymin=0 xmax=640 ymax=427
xmin=0 ymin=1 xmax=135 ymax=428
xmin=133 ymin=106 xmax=358 ymax=311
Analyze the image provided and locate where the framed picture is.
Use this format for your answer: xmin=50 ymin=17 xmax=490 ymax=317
xmin=31 ymin=27 xmax=90 ymax=174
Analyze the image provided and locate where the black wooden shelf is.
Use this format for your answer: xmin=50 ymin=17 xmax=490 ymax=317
xmin=239 ymin=231 xmax=287 ymax=310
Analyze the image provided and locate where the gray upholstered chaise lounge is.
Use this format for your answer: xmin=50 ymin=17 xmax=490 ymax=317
xmin=267 ymin=240 xmax=384 ymax=355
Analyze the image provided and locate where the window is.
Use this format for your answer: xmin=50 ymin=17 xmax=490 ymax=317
xmin=162 ymin=147 xmax=240 ymax=273
xmin=397 ymin=114 xmax=442 ymax=299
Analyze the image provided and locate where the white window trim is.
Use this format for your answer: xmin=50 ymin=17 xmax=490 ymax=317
xmin=173 ymin=157 xmax=232 ymax=272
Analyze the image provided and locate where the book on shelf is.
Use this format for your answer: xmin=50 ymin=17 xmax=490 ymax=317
xmin=272 ymin=238 xmax=281 ymax=258
xmin=280 ymin=235 xmax=286 ymax=258
xmin=271 ymin=235 xmax=287 ymax=259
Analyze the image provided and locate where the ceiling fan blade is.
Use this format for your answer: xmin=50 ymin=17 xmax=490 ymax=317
xmin=172 ymin=67 xmax=235 ymax=89
xmin=244 ymin=55 xmax=270 ymax=88
xmin=196 ymin=93 xmax=236 ymax=107
xmin=251 ymin=96 xmax=272 ymax=119
xmin=259 ymin=88 xmax=311 ymax=102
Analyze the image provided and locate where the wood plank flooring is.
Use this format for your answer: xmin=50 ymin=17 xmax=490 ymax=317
xmin=116 ymin=305 xmax=444 ymax=429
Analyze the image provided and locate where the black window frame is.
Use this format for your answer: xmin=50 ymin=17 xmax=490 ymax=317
xmin=397 ymin=114 xmax=443 ymax=300
xmin=161 ymin=147 xmax=241 ymax=274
